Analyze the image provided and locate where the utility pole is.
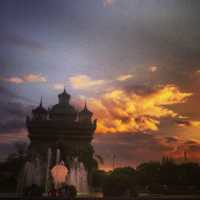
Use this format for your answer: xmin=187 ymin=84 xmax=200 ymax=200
xmin=112 ymin=154 xmax=116 ymax=169
xmin=184 ymin=150 xmax=188 ymax=162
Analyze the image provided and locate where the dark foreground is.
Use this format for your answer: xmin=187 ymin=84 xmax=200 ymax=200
xmin=1 ymin=196 xmax=200 ymax=200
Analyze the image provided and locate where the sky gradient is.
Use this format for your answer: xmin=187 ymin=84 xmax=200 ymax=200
xmin=1 ymin=0 xmax=200 ymax=170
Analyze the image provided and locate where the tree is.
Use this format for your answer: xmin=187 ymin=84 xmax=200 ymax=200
xmin=160 ymin=158 xmax=178 ymax=186
xmin=102 ymin=167 xmax=137 ymax=197
xmin=0 ymin=142 xmax=28 ymax=192
xmin=91 ymin=170 xmax=107 ymax=189
xmin=136 ymin=161 xmax=161 ymax=186
xmin=177 ymin=163 xmax=200 ymax=187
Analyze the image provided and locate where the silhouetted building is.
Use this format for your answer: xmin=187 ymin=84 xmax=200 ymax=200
xmin=26 ymin=89 xmax=97 ymax=170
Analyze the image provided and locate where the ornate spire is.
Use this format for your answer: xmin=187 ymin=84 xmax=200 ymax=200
xmin=58 ymin=88 xmax=71 ymax=104
xmin=80 ymin=100 xmax=92 ymax=116
xmin=84 ymin=100 xmax=87 ymax=111
xmin=63 ymin=87 xmax=66 ymax=94
xmin=59 ymin=87 xmax=70 ymax=96
xmin=32 ymin=96 xmax=47 ymax=114
xmin=40 ymin=96 xmax=43 ymax=107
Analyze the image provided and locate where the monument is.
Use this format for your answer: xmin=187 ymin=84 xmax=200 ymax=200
xmin=25 ymin=89 xmax=97 ymax=192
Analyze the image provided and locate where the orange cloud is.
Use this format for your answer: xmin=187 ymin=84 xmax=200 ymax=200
xmin=149 ymin=66 xmax=158 ymax=72
xmin=103 ymin=0 xmax=114 ymax=7
xmin=69 ymin=74 xmax=105 ymax=90
xmin=3 ymin=76 xmax=24 ymax=84
xmin=166 ymin=139 xmax=200 ymax=161
xmin=89 ymin=84 xmax=192 ymax=134
xmin=3 ymin=73 xmax=47 ymax=84
xmin=0 ymin=129 xmax=28 ymax=144
xmin=176 ymin=120 xmax=200 ymax=128
xmin=196 ymin=69 xmax=200 ymax=74
xmin=52 ymin=83 xmax=65 ymax=91
xmin=116 ymin=74 xmax=133 ymax=81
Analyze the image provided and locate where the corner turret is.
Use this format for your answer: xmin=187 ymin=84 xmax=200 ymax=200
xmin=32 ymin=97 xmax=47 ymax=120
xmin=79 ymin=102 xmax=93 ymax=123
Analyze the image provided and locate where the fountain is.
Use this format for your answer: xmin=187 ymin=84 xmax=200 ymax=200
xmin=17 ymin=157 xmax=42 ymax=193
xmin=51 ymin=161 xmax=68 ymax=189
xmin=67 ymin=158 xmax=89 ymax=194
xmin=45 ymin=148 xmax=52 ymax=192
xmin=50 ymin=158 xmax=89 ymax=194
xmin=17 ymin=148 xmax=90 ymax=196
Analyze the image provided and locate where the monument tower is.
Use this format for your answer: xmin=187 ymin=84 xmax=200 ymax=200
xmin=26 ymin=89 xmax=97 ymax=171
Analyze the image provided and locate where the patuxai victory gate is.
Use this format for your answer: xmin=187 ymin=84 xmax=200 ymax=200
xmin=26 ymin=89 xmax=97 ymax=172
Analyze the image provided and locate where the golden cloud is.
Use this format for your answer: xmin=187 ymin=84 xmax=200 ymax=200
xmin=149 ymin=66 xmax=158 ymax=72
xmin=3 ymin=73 xmax=47 ymax=84
xmin=52 ymin=83 xmax=65 ymax=91
xmin=0 ymin=129 xmax=28 ymax=144
xmin=4 ymin=76 xmax=24 ymax=84
xmin=89 ymin=84 xmax=192 ymax=134
xmin=116 ymin=74 xmax=133 ymax=82
xmin=103 ymin=0 xmax=114 ymax=7
xmin=196 ymin=69 xmax=200 ymax=74
xmin=176 ymin=119 xmax=200 ymax=128
xmin=23 ymin=74 xmax=47 ymax=82
xmin=69 ymin=74 xmax=105 ymax=90
xmin=167 ymin=139 xmax=200 ymax=161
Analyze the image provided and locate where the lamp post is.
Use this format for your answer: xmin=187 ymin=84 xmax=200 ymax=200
xmin=45 ymin=147 xmax=52 ymax=193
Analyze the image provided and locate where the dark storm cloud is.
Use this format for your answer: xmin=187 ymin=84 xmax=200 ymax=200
xmin=164 ymin=136 xmax=179 ymax=144
xmin=0 ymin=119 xmax=25 ymax=133
xmin=0 ymin=85 xmax=35 ymax=103
xmin=0 ymin=32 xmax=45 ymax=51
xmin=0 ymin=86 xmax=33 ymax=134
xmin=120 ymin=84 xmax=156 ymax=96
xmin=0 ymin=85 xmax=18 ymax=99
xmin=171 ymin=139 xmax=200 ymax=160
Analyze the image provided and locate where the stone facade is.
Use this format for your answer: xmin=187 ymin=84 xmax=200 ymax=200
xmin=26 ymin=89 xmax=97 ymax=171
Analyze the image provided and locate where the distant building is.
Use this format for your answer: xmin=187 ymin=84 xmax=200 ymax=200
xmin=26 ymin=89 xmax=97 ymax=171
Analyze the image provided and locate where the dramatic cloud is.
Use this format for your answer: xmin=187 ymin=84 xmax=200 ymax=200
xmin=164 ymin=136 xmax=179 ymax=144
xmin=89 ymin=84 xmax=192 ymax=133
xmin=0 ymin=0 xmax=200 ymax=166
xmin=149 ymin=66 xmax=158 ymax=73
xmin=196 ymin=69 xmax=200 ymax=74
xmin=116 ymin=74 xmax=133 ymax=82
xmin=167 ymin=139 xmax=200 ymax=161
xmin=52 ymin=83 xmax=65 ymax=91
xmin=69 ymin=75 xmax=105 ymax=90
xmin=0 ymin=100 xmax=32 ymax=134
xmin=0 ymin=129 xmax=28 ymax=145
xmin=2 ymin=73 xmax=47 ymax=84
xmin=0 ymin=32 xmax=45 ymax=51
xmin=0 ymin=129 xmax=28 ymax=160
xmin=0 ymin=86 xmax=33 ymax=134
xmin=0 ymin=86 xmax=31 ymax=159
xmin=176 ymin=119 xmax=200 ymax=128
xmin=103 ymin=0 xmax=114 ymax=7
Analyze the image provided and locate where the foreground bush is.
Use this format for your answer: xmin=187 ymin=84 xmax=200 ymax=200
xmin=102 ymin=167 xmax=138 ymax=197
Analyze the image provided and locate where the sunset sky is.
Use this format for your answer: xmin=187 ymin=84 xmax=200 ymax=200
xmin=1 ymin=0 xmax=200 ymax=170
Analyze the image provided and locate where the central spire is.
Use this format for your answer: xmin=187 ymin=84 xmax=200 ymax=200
xmin=58 ymin=88 xmax=71 ymax=104
xmin=84 ymin=101 xmax=87 ymax=111
xmin=40 ymin=96 xmax=43 ymax=107
xmin=63 ymin=87 xmax=66 ymax=94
